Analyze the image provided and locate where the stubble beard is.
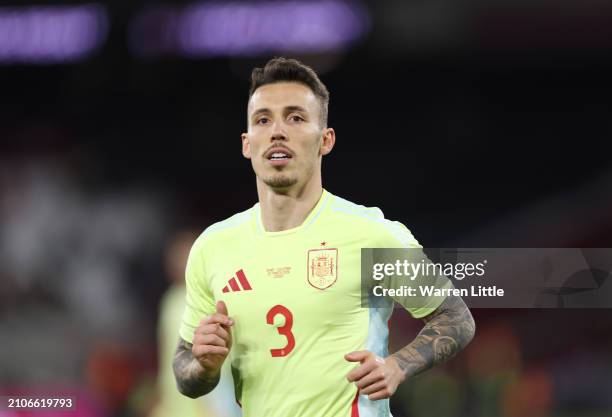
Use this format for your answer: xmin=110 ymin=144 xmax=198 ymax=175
xmin=258 ymin=153 xmax=317 ymax=190
xmin=262 ymin=173 xmax=299 ymax=189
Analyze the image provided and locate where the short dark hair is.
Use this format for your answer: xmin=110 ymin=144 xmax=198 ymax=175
xmin=249 ymin=57 xmax=330 ymax=127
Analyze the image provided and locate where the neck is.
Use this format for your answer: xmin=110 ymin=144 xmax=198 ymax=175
xmin=256 ymin=175 xmax=323 ymax=232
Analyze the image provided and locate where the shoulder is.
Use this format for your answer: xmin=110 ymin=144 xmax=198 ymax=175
xmin=192 ymin=206 xmax=255 ymax=250
xmin=328 ymin=193 xmax=421 ymax=248
xmin=186 ymin=206 xmax=254 ymax=272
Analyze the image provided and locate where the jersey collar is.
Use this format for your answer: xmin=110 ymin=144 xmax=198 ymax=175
xmin=253 ymin=189 xmax=331 ymax=237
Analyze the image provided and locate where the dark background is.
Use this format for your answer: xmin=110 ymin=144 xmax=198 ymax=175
xmin=1 ymin=1 xmax=611 ymax=417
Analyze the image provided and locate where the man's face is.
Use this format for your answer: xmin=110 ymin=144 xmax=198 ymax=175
xmin=242 ymin=82 xmax=334 ymax=190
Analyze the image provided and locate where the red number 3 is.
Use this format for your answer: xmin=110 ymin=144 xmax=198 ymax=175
xmin=266 ymin=305 xmax=295 ymax=357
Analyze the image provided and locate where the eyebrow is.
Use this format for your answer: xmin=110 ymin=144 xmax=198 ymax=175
xmin=251 ymin=105 xmax=309 ymax=119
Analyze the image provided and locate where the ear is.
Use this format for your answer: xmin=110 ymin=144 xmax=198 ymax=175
xmin=320 ymin=128 xmax=336 ymax=156
xmin=241 ymin=132 xmax=251 ymax=159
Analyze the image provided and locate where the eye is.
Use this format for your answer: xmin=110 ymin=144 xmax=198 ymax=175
xmin=289 ymin=114 xmax=304 ymax=122
xmin=256 ymin=117 xmax=270 ymax=125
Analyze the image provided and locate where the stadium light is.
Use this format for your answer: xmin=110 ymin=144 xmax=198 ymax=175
xmin=0 ymin=4 xmax=108 ymax=64
xmin=129 ymin=0 xmax=370 ymax=58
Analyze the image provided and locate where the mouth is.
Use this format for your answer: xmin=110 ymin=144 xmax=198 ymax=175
xmin=264 ymin=147 xmax=293 ymax=166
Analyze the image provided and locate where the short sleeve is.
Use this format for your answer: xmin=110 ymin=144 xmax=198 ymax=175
xmin=179 ymin=236 xmax=216 ymax=343
xmin=377 ymin=220 xmax=454 ymax=319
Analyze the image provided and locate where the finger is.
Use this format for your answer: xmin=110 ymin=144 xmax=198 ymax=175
xmin=367 ymin=388 xmax=393 ymax=401
xmin=345 ymin=350 xmax=371 ymax=363
xmin=355 ymin=369 xmax=385 ymax=389
xmin=194 ymin=333 xmax=228 ymax=348
xmin=202 ymin=313 xmax=233 ymax=326
xmin=192 ymin=344 xmax=229 ymax=357
xmin=346 ymin=360 xmax=376 ymax=382
xmin=216 ymin=300 xmax=228 ymax=316
xmin=360 ymin=380 xmax=388 ymax=396
xmin=195 ymin=323 xmax=231 ymax=342
xmin=202 ymin=313 xmax=233 ymax=327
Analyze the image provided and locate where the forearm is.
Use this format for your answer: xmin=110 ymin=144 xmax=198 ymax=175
xmin=391 ymin=296 xmax=475 ymax=378
xmin=172 ymin=339 xmax=220 ymax=398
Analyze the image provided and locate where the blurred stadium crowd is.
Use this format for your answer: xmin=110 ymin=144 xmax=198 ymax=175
xmin=1 ymin=1 xmax=611 ymax=417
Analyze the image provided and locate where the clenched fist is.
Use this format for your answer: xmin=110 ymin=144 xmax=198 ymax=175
xmin=192 ymin=300 xmax=234 ymax=378
xmin=345 ymin=350 xmax=406 ymax=401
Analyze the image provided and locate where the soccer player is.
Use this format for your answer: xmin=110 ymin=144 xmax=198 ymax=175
xmin=173 ymin=58 xmax=475 ymax=416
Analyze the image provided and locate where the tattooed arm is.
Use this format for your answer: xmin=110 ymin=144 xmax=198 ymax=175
xmin=391 ymin=295 xmax=475 ymax=377
xmin=173 ymin=301 xmax=233 ymax=398
xmin=173 ymin=339 xmax=221 ymax=398
xmin=346 ymin=296 xmax=475 ymax=400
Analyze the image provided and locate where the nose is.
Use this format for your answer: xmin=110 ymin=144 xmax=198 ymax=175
xmin=270 ymin=122 xmax=287 ymax=142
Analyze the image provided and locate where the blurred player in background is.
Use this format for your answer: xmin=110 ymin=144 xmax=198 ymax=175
xmin=150 ymin=230 xmax=240 ymax=417
xmin=173 ymin=57 xmax=475 ymax=416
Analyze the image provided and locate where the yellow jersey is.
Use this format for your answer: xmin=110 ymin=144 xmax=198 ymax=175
xmin=180 ymin=190 xmax=449 ymax=417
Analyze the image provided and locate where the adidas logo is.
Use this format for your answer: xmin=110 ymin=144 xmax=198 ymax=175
xmin=222 ymin=269 xmax=252 ymax=293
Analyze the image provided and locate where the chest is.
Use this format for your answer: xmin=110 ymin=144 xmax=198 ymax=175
xmin=208 ymin=235 xmax=364 ymax=331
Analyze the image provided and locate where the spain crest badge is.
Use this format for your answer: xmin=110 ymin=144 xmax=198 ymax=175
xmin=307 ymin=248 xmax=338 ymax=290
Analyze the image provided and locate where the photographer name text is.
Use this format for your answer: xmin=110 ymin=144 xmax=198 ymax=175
xmin=372 ymin=285 xmax=504 ymax=297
